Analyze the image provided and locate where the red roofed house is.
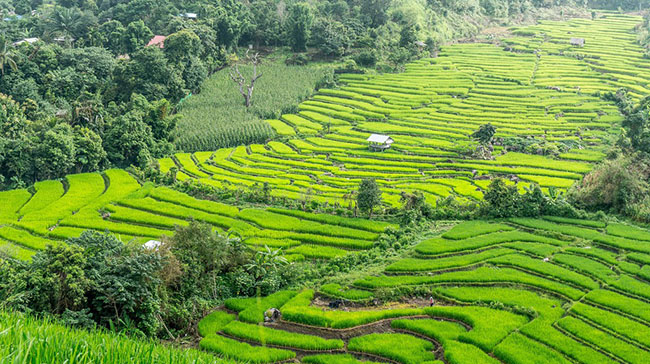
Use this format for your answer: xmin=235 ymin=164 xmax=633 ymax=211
xmin=146 ymin=35 xmax=167 ymax=49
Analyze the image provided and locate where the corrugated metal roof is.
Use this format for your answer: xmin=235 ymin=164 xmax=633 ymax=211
xmin=13 ymin=37 xmax=39 ymax=45
xmin=570 ymin=37 xmax=585 ymax=45
xmin=143 ymin=240 xmax=162 ymax=250
xmin=367 ymin=134 xmax=393 ymax=143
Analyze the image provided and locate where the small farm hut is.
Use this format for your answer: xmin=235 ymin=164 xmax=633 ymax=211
xmin=367 ymin=134 xmax=394 ymax=151
xmin=12 ymin=37 xmax=39 ymax=46
xmin=181 ymin=13 xmax=198 ymax=20
xmin=143 ymin=240 xmax=162 ymax=250
xmin=570 ymin=37 xmax=585 ymax=47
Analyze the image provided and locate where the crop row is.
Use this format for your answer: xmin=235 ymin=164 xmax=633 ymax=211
xmin=222 ymin=321 xmax=344 ymax=350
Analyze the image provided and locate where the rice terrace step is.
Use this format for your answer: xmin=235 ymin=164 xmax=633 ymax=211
xmin=197 ymin=218 xmax=650 ymax=364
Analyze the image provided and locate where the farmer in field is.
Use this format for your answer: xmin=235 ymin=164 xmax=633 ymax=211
xmin=429 ymin=296 xmax=435 ymax=307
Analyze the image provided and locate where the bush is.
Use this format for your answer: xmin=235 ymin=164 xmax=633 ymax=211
xmin=480 ymin=179 xmax=578 ymax=219
xmin=285 ymin=53 xmax=311 ymax=66
xmin=354 ymin=50 xmax=378 ymax=67
xmin=569 ymin=155 xmax=649 ymax=218
xmin=0 ymin=231 xmax=163 ymax=336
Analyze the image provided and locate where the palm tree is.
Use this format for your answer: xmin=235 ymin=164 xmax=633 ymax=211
xmin=44 ymin=7 xmax=95 ymax=47
xmin=0 ymin=40 xmax=18 ymax=76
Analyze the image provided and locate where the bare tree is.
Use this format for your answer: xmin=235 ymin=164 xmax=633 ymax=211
xmin=229 ymin=49 xmax=262 ymax=108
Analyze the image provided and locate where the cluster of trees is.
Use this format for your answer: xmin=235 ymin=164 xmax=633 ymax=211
xmin=0 ymin=93 xmax=177 ymax=188
xmin=323 ymin=176 xmax=578 ymax=223
xmin=568 ymin=89 xmax=650 ymax=222
xmin=587 ymin=0 xmax=650 ymax=10
xmin=395 ymin=178 xmax=580 ymax=223
xmin=0 ymin=222 xmax=294 ymax=337
xmin=0 ymin=5 xmax=223 ymax=188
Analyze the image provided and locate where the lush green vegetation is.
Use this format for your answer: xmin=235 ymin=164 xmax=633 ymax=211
xmin=302 ymin=354 xmax=382 ymax=364
xmin=0 ymin=170 xmax=392 ymax=261
xmin=0 ymin=311 xmax=230 ymax=364
xmin=3 ymin=4 xmax=650 ymax=364
xmin=319 ymin=283 xmax=374 ymax=301
xmin=199 ymin=334 xmax=295 ymax=363
xmin=175 ymin=57 xmax=333 ymax=152
xmin=184 ymin=211 xmax=650 ymax=363
xmin=347 ymin=333 xmax=439 ymax=364
xmin=164 ymin=14 xmax=650 ymax=211
xmin=222 ymin=321 xmax=344 ymax=350
xmin=0 ymin=0 xmax=586 ymax=190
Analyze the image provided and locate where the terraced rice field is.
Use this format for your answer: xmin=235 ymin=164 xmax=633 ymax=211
xmin=163 ymin=13 xmax=647 ymax=207
xmin=199 ymin=218 xmax=650 ymax=364
xmin=0 ymin=170 xmax=394 ymax=261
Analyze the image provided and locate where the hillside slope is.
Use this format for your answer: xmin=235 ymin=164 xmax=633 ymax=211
xmin=197 ymin=217 xmax=650 ymax=364
xmin=0 ymin=169 xmax=393 ymax=260
xmin=163 ymin=13 xmax=643 ymax=207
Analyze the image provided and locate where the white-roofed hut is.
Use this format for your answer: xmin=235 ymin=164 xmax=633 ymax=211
xmin=570 ymin=37 xmax=585 ymax=47
xmin=12 ymin=37 xmax=39 ymax=46
xmin=367 ymin=134 xmax=394 ymax=151
xmin=143 ymin=240 xmax=162 ymax=250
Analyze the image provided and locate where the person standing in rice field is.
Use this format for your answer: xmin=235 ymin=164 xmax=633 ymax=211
xmin=429 ymin=296 xmax=435 ymax=307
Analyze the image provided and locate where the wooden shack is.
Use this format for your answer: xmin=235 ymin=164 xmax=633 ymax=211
xmin=367 ymin=134 xmax=394 ymax=151
xmin=570 ymin=37 xmax=585 ymax=47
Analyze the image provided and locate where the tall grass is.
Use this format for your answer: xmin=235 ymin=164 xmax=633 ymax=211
xmin=0 ymin=311 xmax=229 ymax=364
xmin=175 ymin=58 xmax=333 ymax=152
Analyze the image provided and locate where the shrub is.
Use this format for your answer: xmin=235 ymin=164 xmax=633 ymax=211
xmin=569 ymin=155 xmax=649 ymax=216
xmin=354 ymin=50 xmax=378 ymax=67
xmin=480 ymin=179 xmax=578 ymax=218
xmin=285 ymin=53 xmax=311 ymax=66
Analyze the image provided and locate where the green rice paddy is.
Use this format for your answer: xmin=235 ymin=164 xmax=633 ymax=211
xmin=163 ymin=13 xmax=646 ymax=207
xmin=197 ymin=216 xmax=650 ymax=364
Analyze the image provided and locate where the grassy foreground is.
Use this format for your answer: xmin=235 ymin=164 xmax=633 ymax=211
xmin=0 ymin=311 xmax=229 ymax=364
